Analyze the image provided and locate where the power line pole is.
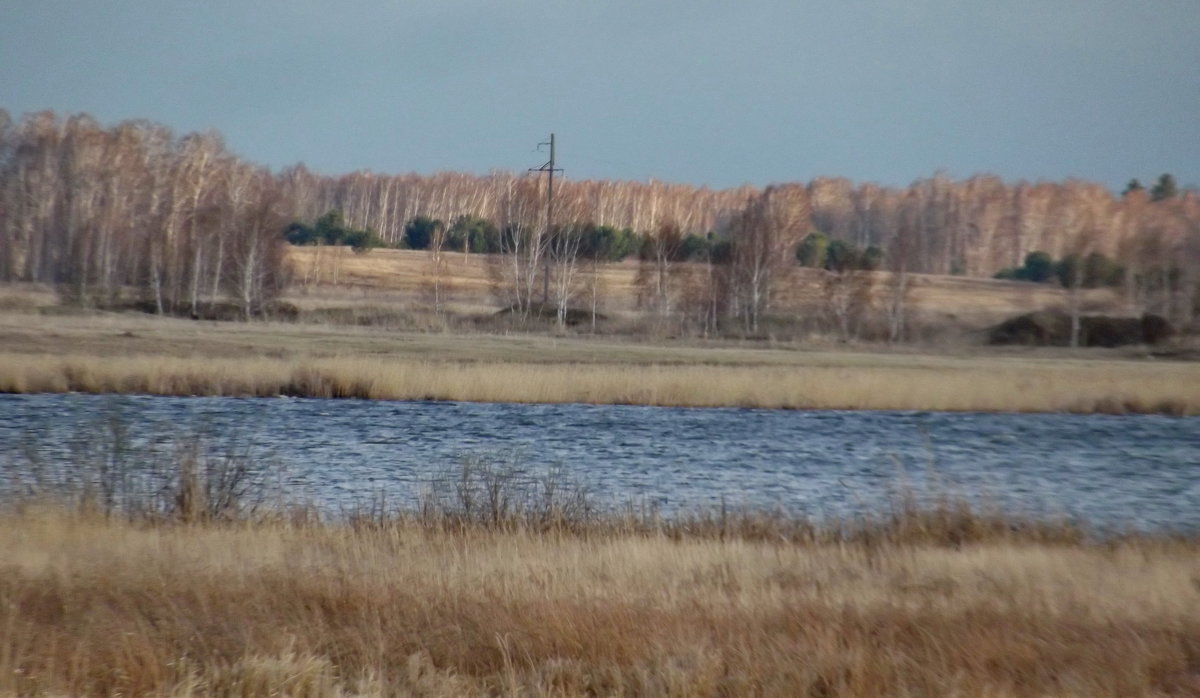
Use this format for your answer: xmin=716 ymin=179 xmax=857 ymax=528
xmin=529 ymin=133 xmax=561 ymax=307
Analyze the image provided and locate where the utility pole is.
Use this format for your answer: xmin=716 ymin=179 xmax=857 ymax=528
xmin=529 ymin=133 xmax=561 ymax=307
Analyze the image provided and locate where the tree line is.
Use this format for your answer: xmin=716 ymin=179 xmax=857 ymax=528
xmin=2 ymin=110 xmax=1197 ymax=329
xmin=282 ymin=164 xmax=1200 ymax=281
xmin=0 ymin=111 xmax=286 ymax=317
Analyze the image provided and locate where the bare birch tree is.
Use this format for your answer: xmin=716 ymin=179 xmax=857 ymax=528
xmin=635 ymin=220 xmax=683 ymax=322
xmin=884 ymin=222 xmax=917 ymax=343
xmin=426 ymin=218 xmax=448 ymax=314
xmin=728 ymin=185 xmax=808 ymax=333
xmin=488 ymin=175 xmax=548 ymax=321
xmin=548 ymin=223 xmax=583 ymax=328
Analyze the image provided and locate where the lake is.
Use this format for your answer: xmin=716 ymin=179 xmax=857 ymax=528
xmin=2 ymin=393 xmax=1198 ymax=531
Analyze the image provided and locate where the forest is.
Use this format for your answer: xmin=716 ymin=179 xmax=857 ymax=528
xmin=1 ymin=110 xmax=1197 ymax=330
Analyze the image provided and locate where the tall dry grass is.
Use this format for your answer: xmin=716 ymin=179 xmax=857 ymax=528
xmin=1 ymin=351 xmax=1197 ymax=414
xmin=1 ymin=506 xmax=1198 ymax=697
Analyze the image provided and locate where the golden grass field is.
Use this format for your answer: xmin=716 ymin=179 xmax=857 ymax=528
xmin=3 ymin=351 xmax=1198 ymax=414
xmin=2 ymin=506 xmax=1198 ymax=697
xmin=287 ymin=246 xmax=1112 ymax=322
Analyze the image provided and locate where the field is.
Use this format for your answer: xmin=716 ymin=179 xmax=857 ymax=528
xmin=1 ymin=269 xmax=1198 ymax=414
xmin=286 ymin=245 xmax=1113 ymax=323
xmin=2 ymin=504 xmax=1198 ymax=696
xmin=1 ymin=249 xmax=1196 ymax=414
xmin=0 ymin=300 xmax=1197 ymax=413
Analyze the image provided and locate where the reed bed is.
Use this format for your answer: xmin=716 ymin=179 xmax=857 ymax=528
xmin=1 ymin=351 xmax=1197 ymax=414
xmin=1 ymin=505 xmax=1198 ymax=697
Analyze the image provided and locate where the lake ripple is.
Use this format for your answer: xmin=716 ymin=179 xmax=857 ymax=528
xmin=2 ymin=394 xmax=1197 ymax=531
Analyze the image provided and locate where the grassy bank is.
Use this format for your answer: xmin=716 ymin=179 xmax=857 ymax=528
xmin=2 ymin=504 xmax=1198 ymax=696
xmin=2 ymin=303 xmax=1198 ymax=413
xmin=2 ymin=351 xmax=1198 ymax=414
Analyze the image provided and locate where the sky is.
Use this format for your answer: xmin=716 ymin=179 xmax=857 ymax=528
xmin=2 ymin=1 xmax=1197 ymax=192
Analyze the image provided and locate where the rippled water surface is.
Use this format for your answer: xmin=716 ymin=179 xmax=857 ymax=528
xmin=2 ymin=393 xmax=1198 ymax=530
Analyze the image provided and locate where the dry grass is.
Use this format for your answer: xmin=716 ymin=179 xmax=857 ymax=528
xmin=2 ymin=396 xmax=1195 ymax=695
xmin=286 ymin=246 xmax=1113 ymax=322
xmin=0 ymin=283 xmax=58 ymax=312
xmin=1 ymin=286 xmax=1195 ymax=413
xmin=1 ymin=351 xmax=1197 ymax=414
xmin=289 ymin=247 xmax=642 ymax=311
xmin=1 ymin=506 xmax=1198 ymax=697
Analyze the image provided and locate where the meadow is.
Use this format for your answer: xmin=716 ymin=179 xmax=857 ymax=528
xmin=285 ymin=246 xmax=1087 ymax=321
xmin=1 ymin=280 xmax=1197 ymax=413
xmin=2 ymin=501 xmax=1198 ymax=696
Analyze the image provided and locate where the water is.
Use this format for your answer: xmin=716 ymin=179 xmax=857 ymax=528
xmin=2 ymin=393 xmax=1198 ymax=531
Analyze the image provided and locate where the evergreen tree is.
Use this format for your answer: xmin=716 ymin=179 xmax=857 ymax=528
xmin=404 ymin=216 xmax=443 ymax=250
xmin=795 ymin=232 xmax=830 ymax=267
xmin=1150 ymin=173 xmax=1177 ymax=202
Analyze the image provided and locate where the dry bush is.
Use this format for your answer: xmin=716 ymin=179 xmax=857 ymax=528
xmin=4 ymin=412 xmax=278 ymax=523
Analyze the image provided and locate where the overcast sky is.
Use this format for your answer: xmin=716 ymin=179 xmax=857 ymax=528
xmin=2 ymin=1 xmax=1197 ymax=191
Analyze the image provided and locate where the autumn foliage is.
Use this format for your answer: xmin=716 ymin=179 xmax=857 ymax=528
xmin=2 ymin=110 xmax=1198 ymax=325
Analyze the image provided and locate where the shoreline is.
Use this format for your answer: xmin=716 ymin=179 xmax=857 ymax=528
xmin=2 ymin=503 xmax=1197 ymax=696
xmin=1 ymin=305 xmax=1196 ymax=415
xmin=2 ymin=351 xmax=1197 ymax=415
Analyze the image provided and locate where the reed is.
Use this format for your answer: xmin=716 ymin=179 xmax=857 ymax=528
xmin=3 ymin=297 xmax=1196 ymax=413
xmin=0 ymin=504 xmax=1196 ymax=696
xmin=1 ymin=351 xmax=1197 ymax=414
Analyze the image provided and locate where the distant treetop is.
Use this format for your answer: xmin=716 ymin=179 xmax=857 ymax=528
xmin=1150 ymin=173 xmax=1178 ymax=202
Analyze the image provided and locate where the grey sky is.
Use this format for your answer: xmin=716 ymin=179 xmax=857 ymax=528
xmin=2 ymin=1 xmax=1197 ymax=191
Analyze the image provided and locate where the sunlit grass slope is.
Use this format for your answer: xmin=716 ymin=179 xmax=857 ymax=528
xmin=286 ymin=245 xmax=1097 ymax=320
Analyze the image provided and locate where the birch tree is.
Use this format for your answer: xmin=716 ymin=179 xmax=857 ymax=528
xmin=635 ymin=220 xmax=683 ymax=321
xmin=728 ymin=185 xmax=808 ymax=332
xmin=548 ymin=223 xmax=583 ymax=328
xmin=488 ymin=176 xmax=549 ymax=320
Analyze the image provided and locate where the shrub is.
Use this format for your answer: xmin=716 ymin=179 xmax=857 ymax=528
xmin=403 ymin=216 xmax=442 ymax=251
xmin=445 ymin=215 xmax=500 ymax=253
xmin=284 ymin=210 xmax=384 ymax=252
xmin=796 ymin=231 xmax=830 ymax=267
